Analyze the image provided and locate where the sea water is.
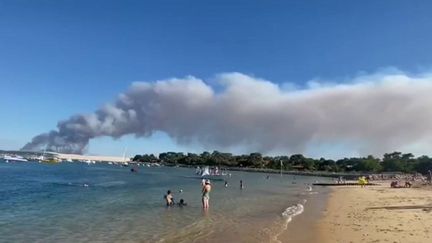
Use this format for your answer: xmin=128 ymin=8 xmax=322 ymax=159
xmin=0 ymin=161 xmax=330 ymax=243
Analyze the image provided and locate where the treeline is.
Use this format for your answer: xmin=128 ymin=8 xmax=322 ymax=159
xmin=132 ymin=151 xmax=432 ymax=174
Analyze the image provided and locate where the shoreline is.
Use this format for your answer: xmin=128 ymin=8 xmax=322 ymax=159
xmin=279 ymin=186 xmax=331 ymax=243
xmin=317 ymin=182 xmax=432 ymax=243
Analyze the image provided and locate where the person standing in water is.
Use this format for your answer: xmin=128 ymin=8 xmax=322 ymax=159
xmin=240 ymin=180 xmax=244 ymax=189
xmin=164 ymin=190 xmax=174 ymax=206
xmin=202 ymin=179 xmax=211 ymax=209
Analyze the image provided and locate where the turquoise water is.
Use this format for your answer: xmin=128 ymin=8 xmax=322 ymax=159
xmin=0 ymin=161 xmax=329 ymax=243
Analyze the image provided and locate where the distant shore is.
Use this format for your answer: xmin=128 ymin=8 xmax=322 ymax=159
xmin=226 ymin=166 xmax=375 ymax=179
xmin=171 ymin=163 xmax=403 ymax=180
xmin=317 ymin=182 xmax=432 ymax=242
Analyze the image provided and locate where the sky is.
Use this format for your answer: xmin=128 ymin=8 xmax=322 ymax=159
xmin=2 ymin=0 xmax=432 ymax=159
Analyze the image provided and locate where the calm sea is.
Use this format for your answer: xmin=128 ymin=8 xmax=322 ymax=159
xmin=0 ymin=161 xmax=330 ymax=243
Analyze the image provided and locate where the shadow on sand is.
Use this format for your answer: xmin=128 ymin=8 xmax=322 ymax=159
xmin=366 ymin=205 xmax=432 ymax=212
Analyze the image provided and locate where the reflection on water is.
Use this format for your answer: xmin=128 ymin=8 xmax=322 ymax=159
xmin=0 ymin=162 xmax=329 ymax=242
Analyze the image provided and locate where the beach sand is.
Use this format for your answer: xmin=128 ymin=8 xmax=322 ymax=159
xmin=318 ymin=183 xmax=432 ymax=243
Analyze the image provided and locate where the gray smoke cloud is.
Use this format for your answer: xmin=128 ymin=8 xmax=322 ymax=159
xmin=22 ymin=71 xmax=432 ymax=156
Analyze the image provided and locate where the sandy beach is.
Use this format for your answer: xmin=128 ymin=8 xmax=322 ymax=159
xmin=318 ymin=183 xmax=432 ymax=243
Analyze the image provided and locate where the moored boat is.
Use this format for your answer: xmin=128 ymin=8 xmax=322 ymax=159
xmin=3 ymin=155 xmax=28 ymax=162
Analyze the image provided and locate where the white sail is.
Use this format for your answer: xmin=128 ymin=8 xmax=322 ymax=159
xmin=201 ymin=166 xmax=210 ymax=177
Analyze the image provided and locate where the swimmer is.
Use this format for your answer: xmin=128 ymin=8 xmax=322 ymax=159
xmin=224 ymin=181 xmax=228 ymax=187
xmin=178 ymin=199 xmax=187 ymax=207
xmin=179 ymin=189 xmax=183 ymax=193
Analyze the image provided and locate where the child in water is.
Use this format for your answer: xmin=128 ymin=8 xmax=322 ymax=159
xmin=178 ymin=199 xmax=187 ymax=207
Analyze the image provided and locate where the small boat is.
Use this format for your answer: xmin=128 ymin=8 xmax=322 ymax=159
xmin=42 ymin=159 xmax=60 ymax=164
xmin=3 ymin=155 xmax=28 ymax=162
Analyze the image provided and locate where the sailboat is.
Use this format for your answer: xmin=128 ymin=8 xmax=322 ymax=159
xmin=199 ymin=166 xmax=225 ymax=181
xmin=122 ymin=147 xmax=129 ymax=166
xmin=200 ymin=166 xmax=210 ymax=177
xmin=40 ymin=146 xmax=60 ymax=164
xmin=37 ymin=147 xmax=46 ymax=162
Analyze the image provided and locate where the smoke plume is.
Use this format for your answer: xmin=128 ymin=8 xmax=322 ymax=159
xmin=22 ymin=71 xmax=432 ymax=156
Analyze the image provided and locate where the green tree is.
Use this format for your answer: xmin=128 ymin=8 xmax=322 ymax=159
xmin=382 ymin=152 xmax=406 ymax=172
xmin=248 ymin=152 xmax=264 ymax=168
xmin=354 ymin=155 xmax=382 ymax=172
xmin=414 ymin=155 xmax=432 ymax=174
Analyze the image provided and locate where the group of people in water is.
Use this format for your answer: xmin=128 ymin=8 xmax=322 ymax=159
xmin=164 ymin=178 xmax=249 ymax=209
xmin=163 ymin=179 xmax=212 ymax=209
xmin=164 ymin=190 xmax=188 ymax=207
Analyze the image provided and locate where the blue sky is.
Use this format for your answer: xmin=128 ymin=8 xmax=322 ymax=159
xmin=2 ymin=0 xmax=432 ymax=157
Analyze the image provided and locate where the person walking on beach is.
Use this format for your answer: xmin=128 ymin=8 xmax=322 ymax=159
xmin=202 ymin=179 xmax=211 ymax=209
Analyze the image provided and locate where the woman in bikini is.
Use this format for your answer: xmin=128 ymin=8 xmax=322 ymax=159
xmin=202 ymin=179 xmax=211 ymax=209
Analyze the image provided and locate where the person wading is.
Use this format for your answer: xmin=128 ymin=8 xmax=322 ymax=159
xmin=202 ymin=179 xmax=211 ymax=210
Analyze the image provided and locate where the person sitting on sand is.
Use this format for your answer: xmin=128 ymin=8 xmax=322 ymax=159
xmin=405 ymin=181 xmax=412 ymax=188
xmin=391 ymin=181 xmax=405 ymax=188
xmin=164 ymin=190 xmax=174 ymax=206
xmin=178 ymin=199 xmax=187 ymax=207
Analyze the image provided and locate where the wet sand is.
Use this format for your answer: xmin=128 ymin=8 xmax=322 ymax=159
xmin=279 ymin=188 xmax=329 ymax=243
xmin=318 ymin=183 xmax=432 ymax=243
